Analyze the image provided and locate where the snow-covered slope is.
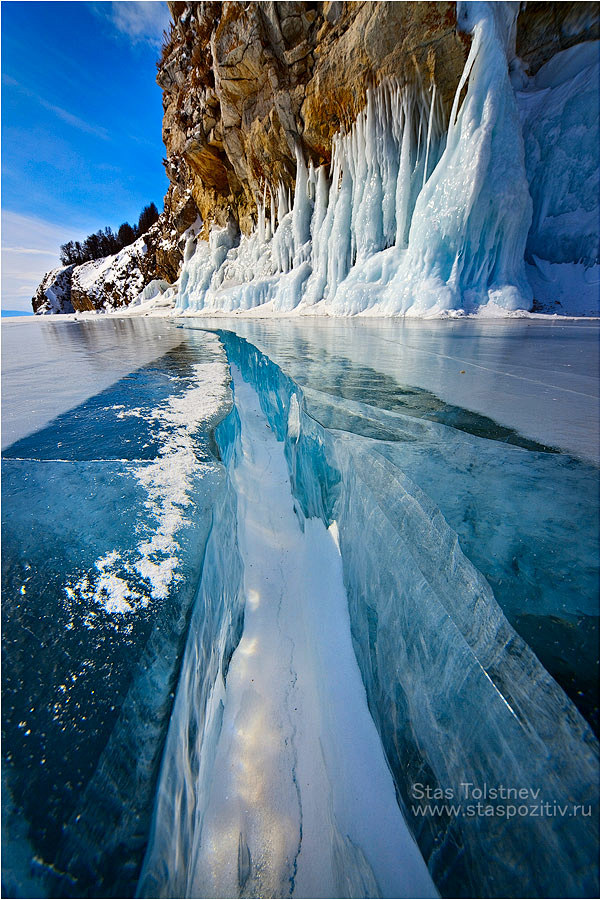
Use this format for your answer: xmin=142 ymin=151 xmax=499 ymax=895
xmin=70 ymin=236 xmax=150 ymax=312
xmin=31 ymin=264 xmax=75 ymax=314
xmin=31 ymin=190 xmax=199 ymax=315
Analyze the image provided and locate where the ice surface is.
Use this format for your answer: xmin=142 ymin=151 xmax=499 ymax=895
xmin=304 ymin=385 xmax=599 ymax=725
xmin=216 ymin=330 xmax=599 ymax=898
xmin=204 ymin=319 xmax=599 ymax=727
xmin=3 ymin=309 xmax=598 ymax=898
xmin=139 ymin=366 xmax=436 ymax=899
xmin=1 ymin=325 xmax=233 ymax=896
xmin=1 ymin=317 xmax=186 ymax=449
xmin=196 ymin=317 xmax=599 ymax=464
xmin=136 ymin=436 xmax=245 ymax=900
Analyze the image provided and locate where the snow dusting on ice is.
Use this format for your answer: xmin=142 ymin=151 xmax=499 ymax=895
xmin=63 ymin=334 xmax=230 ymax=621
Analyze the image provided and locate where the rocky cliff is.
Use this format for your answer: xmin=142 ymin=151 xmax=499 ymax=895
xmin=32 ymin=264 xmax=76 ymax=314
xmin=158 ymin=0 xmax=598 ymax=235
xmin=67 ymin=192 xmax=197 ymax=313
xmin=159 ymin=1 xmax=468 ymax=236
xmin=34 ymin=188 xmax=198 ymax=314
xmin=32 ymin=1 xmax=599 ymax=313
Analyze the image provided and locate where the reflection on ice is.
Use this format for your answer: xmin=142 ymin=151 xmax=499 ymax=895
xmin=1 ymin=317 xmax=186 ymax=449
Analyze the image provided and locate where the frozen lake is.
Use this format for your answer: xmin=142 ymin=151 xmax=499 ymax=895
xmin=202 ymin=317 xmax=600 ymax=464
xmin=4 ymin=316 xmax=598 ymax=461
xmin=2 ymin=316 xmax=599 ymax=898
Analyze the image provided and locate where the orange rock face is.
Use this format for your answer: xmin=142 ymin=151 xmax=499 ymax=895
xmin=157 ymin=1 xmax=599 ymax=239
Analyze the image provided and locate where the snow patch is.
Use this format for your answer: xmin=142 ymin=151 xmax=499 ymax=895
xmin=62 ymin=333 xmax=230 ymax=618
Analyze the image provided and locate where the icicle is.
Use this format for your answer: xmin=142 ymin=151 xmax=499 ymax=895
xmin=292 ymin=143 xmax=312 ymax=262
xmin=257 ymin=185 xmax=266 ymax=244
xmin=269 ymin=186 xmax=276 ymax=237
xmin=174 ymin=18 xmax=535 ymax=320
xmin=422 ymin=82 xmax=437 ymax=189
xmin=307 ymin=161 xmax=316 ymax=203
xmin=395 ymin=94 xmax=413 ymax=248
xmin=277 ymin=183 xmax=289 ymax=223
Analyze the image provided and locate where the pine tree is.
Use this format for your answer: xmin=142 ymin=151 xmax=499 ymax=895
xmin=57 ymin=202 xmax=160 ymax=267
xmin=118 ymin=222 xmax=136 ymax=247
xmin=137 ymin=202 xmax=160 ymax=236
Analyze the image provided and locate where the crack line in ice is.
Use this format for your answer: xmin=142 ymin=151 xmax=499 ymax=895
xmin=152 ymin=365 xmax=437 ymax=898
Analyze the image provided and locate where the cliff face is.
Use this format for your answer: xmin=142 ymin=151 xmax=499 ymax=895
xmin=32 ymin=264 xmax=75 ymax=314
xmin=33 ymin=188 xmax=198 ymax=314
xmin=515 ymin=1 xmax=599 ymax=73
xmin=159 ymin=1 xmax=468 ymax=235
xmin=68 ymin=192 xmax=197 ymax=312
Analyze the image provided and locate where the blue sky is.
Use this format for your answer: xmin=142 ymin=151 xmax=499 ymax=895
xmin=2 ymin=0 xmax=172 ymax=311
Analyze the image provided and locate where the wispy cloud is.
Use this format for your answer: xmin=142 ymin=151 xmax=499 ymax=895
xmin=4 ymin=246 xmax=59 ymax=256
xmin=3 ymin=76 xmax=110 ymax=140
xmin=89 ymin=1 xmax=171 ymax=49
xmin=1 ymin=210 xmax=91 ymax=312
xmin=39 ymin=98 xmax=110 ymax=140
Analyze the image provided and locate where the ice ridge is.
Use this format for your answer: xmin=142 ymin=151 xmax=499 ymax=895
xmin=206 ymin=330 xmax=599 ymax=899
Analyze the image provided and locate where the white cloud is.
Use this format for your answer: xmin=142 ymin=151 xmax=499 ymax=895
xmin=1 ymin=211 xmax=90 ymax=312
xmin=91 ymin=1 xmax=172 ymax=49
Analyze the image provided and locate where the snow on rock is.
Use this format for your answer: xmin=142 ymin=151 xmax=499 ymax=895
xmin=31 ymin=188 xmax=199 ymax=315
xmin=70 ymin=235 xmax=151 ymax=312
xmin=31 ymin=264 xmax=75 ymax=315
